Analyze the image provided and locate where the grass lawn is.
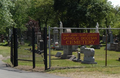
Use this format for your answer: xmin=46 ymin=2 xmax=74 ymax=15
xmin=1 ymin=43 xmax=120 ymax=78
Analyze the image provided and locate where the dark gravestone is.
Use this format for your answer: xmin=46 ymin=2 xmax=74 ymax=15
xmin=110 ymin=43 xmax=118 ymax=51
xmin=40 ymin=40 xmax=44 ymax=51
xmin=72 ymin=52 xmax=81 ymax=62
xmin=55 ymin=52 xmax=62 ymax=57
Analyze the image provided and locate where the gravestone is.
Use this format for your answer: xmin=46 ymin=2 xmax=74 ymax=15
xmin=110 ymin=43 xmax=118 ymax=51
xmin=21 ymin=38 xmax=24 ymax=45
xmin=116 ymin=42 xmax=120 ymax=51
xmin=37 ymin=32 xmax=41 ymax=51
xmin=53 ymin=27 xmax=59 ymax=48
xmin=109 ymin=25 xmax=113 ymax=44
xmin=102 ymin=35 xmax=107 ymax=43
xmin=55 ymin=52 xmax=62 ymax=57
xmin=81 ymin=48 xmax=97 ymax=64
xmin=59 ymin=21 xmax=63 ymax=49
xmin=80 ymin=46 xmax=86 ymax=53
xmin=104 ymin=43 xmax=110 ymax=50
xmin=61 ymin=29 xmax=73 ymax=59
xmin=72 ymin=52 xmax=81 ymax=62
xmin=94 ymin=22 xmax=100 ymax=49
xmin=39 ymin=40 xmax=44 ymax=51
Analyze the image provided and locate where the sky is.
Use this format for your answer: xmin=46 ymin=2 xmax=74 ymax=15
xmin=108 ymin=0 xmax=120 ymax=7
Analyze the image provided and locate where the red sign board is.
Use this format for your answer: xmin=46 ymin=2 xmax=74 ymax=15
xmin=61 ymin=33 xmax=99 ymax=45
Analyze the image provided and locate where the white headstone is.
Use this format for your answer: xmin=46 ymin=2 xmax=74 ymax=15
xmin=82 ymin=48 xmax=97 ymax=64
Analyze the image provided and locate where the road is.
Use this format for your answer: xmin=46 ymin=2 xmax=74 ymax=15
xmin=0 ymin=61 xmax=69 ymax=78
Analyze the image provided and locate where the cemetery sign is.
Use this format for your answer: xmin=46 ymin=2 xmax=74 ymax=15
xmin=61 ymin=33 xmax=99 ymax=45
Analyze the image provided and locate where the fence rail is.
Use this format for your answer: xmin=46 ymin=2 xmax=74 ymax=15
xmin=50 ymin=27 xmax=120 ymax=30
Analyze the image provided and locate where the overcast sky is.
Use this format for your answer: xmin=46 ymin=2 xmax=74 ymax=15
xmin=108 ymin=0 xmax=120 ymax=7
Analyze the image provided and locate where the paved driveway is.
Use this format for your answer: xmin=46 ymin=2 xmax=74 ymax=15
xmin=0 ymin=61 xmax=69 ymax=78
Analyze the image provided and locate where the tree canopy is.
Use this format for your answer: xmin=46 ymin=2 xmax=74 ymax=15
xmin=0 ymin=0 xmax=120 ymax=34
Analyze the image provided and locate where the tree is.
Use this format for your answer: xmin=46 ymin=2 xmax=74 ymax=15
xmin=11 ymin=0 xmax=31 ymax=31
xmin=0 ymin=0 xmax=14 ymax=33
xmin=53 ymin=0 xmax=113 ymax=31
xmin=27 ymin=0 xmax=55 ymax=28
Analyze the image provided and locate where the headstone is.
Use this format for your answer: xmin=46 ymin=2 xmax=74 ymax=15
xmin=72 ymin=52 xmax=81 ymax=62
xmin=55 ymin=52 xmax=62 ymax=57
xmin=37 ymin=32 xmax=41 ymax=51
xmin=95 ymin=22 xmax=100 ymax=49
xmin=80 ymin=46 xmax=86 ymax=53
xmin=59 ymin=21 xmax=63 ymax=49
xmin=116 ymin=42 xmax=120 ymax=51
xmin=82 ymin=48 xmax=97 ymax=64
xmin=109 ymin=25 xmax=113 ymax=44
xmin=104 ymin=43 xmax=110 ymax=50
xmin=21 ymin=38 xmax=24 ymax=45
xmin=90 ymin=45 xmax=100 ymax=49
xmin=110 ymin=43 xmax=118 ymax=51
xmin=102 ymin=35 xmax=107 ymax=43
xmin=40 ymin=40 xmax=44 ymax=51
xmin=61 ymin=29 xmax=73 ymax=59
xmin=37 ymin=40 xmax=44 ymax=54
xmin=53 ymin=27 xmax=59 ymax=48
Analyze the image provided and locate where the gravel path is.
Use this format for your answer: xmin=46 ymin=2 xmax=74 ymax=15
xmin=52 ymin=72 xmax=120 ymax=78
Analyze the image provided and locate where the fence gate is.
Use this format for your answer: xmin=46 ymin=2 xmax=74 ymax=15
xmin=10 ymin=27 xmax=48 ymax=70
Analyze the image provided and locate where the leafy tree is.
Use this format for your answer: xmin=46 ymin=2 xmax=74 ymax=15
xmin=53 ymin=0 xmax=113 ymax=31
xmin=0 ymin=0 xmax=14 ymax=33
xmin=11 ymin=0 xmax=31 ymax=31
xmin=27 ymin=0 xmax=55 ymax=28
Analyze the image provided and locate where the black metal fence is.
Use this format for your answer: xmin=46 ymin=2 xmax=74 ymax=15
xmin=10 ymin=27 xmax=48 ymax=70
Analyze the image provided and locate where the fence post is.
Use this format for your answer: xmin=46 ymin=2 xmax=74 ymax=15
xmin=32 ymin=27 xmax=35 ymax=68
xmin=13 ymin=28 xmax=18 ymax=67
xmin=44 ymin=27 xmax=47 ymax=70
xmin=105 ymin=29 xmax=108 ymax=66
xmin=10 ymin=34 xmax=14 ymax=65
xmin=48 ymin=26 xmax=51 ymax=69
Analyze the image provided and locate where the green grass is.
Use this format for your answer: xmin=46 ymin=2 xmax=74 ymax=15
xmin=1 ymin=43 xmax=120 ymax=75
xmin=0 ymin=46 xmax=10 ymax=57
